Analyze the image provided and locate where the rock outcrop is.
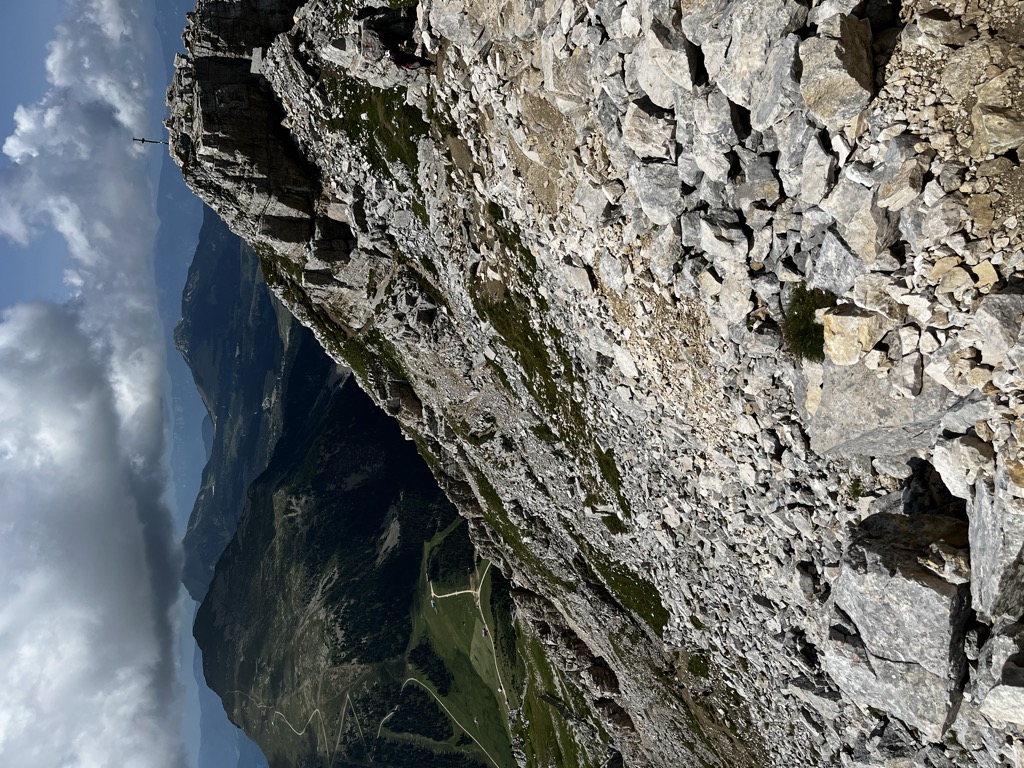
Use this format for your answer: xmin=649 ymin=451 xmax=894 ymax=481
xmin=168 ymin=0 xmax=1024 ymax=764
xmin=823 ymin=511 xmax=971 ymax=741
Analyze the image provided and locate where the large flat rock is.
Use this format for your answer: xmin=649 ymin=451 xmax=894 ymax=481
xmin=823 ymin=512 xmax=970 ymax=740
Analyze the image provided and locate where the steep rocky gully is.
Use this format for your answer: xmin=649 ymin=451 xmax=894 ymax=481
xmin=168 ymin=0 xmax=1024 ymax=765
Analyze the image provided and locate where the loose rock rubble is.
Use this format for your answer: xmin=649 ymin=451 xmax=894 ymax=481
xmin=168 ymin=0 xmax=1024 ymax=764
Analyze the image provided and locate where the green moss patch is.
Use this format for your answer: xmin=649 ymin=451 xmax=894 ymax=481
xmin=782 ymin=283 xmax=837 ymax=361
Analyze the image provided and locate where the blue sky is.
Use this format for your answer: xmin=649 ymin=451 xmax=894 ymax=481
xmin=0 ymin=1 xmax=263 ymax=767
xmin=0 ymin=0 xmax=70 ymax=306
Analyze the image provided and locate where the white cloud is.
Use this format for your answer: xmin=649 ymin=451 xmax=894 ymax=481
xmin=0 ymin=305 xmax=183 ymax=768
xmin=0 ymin=0 xmax=185 ymax=766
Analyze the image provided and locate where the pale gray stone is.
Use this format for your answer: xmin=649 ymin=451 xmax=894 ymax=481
xmin=932 ymin=435 xmax=995 ymax=500
xmin=823 ymin=512 xmax=970 ymax=741
xmin=808 ymin=0 xmax=861 ymax=24
xmin=573 ymin=178 xmax=611 ymax=223
xmin=975 ymin=623 xmax=1024 ymax=700
xmin=563 ymin=263 xmax=595 ymax=293
xmin=644 ymin=223 xmax=682 ymax=285
xmin=971 ymin=69 xmax=1024 ymax=158
xmin=613 ymin=344 xmax=640 ymax=378
xmin=800 ymin=133 xmax=837 ymax=207
xmin=809 ymin=360 xmax=964 ymax=457
xmin=917 ymin=10 xmax=977 ymax=46
xmin=645 ymin=22 xmax=701 ymax=91
xmin=750 ymin=34 xmax=804 ymax=131
xmin=891 ymin=352 xmax=924 ymax=398
xmin=631 ymin=40 xmax=677 ymax=109
xmin=699 ymin=217 xmax=748 ymax=265
xmin=823 ymin=633 xmax=957 ymax=743
xmin=719 ymin=273 xmax=754 ymax=325
xmin=900 ymin=195 xmax=967 ymax=254
xmin=703 ymin=0 xmax=808 ymax=109
xmin=787 ymin=676 xmax=843 ymax=722
xmin=774 ymin=111 xmax=819 ymax=196
xmin=541 ymin=36 xmax=592 ymax=102
xmin=939 ymin=390 xmax=995 ymax=434
xmin=876 ymin=135 xmax=928 ymax=212
xmin=429 ymin=4 xmax=485 ymax=50
xmin=691 ymin=89 xmax=737 ymax=183
xmin=600 ymin=252 xmax=628 ymax=294
xmin=981 ymin=671 xmax=1024 ymax=726
xmin=734 ymin=148 xmax=781 ymax=211
xmin=808 ymin=231 xmax=866 ymax=296
xmin=799 ymin=17 xmax=874 ymax=132
xmin=969 ymin=465 xmax=1024 ymax=622
xmin=965 ymin=292 xmax=1024 ymax=368
xmin=622 ymin=100 xmax=676 ymax=160
xmin=977 ymin=625 xmax=1024 ymax=727
xmin=820 ymin=173 xmax=899 ymax=265
xmin=833 ymin=512 xmax=971 ymax=677
xmin=630 ymin=162 xmax=683 ymax=225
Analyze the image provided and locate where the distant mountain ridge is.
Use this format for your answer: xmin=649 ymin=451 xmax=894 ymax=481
xmin=175 ymin=207 xmax=313 ymax=600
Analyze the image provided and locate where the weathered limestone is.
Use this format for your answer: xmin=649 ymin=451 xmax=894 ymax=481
xmin=820 ymin=173 xmax=898 ymax=264
xmin=964 ymin=293 xmax=1024 ymax=369
xmin=970 ymin=466 xmax=1024 ymax=623
xmin=799 ymin=15 xmax=873 ymax=132
xmin=977 ymin=624 xmax=1024 ymax=726
xmin=807 ymin=231 xmax=866 ymax=296
xmin=823 ymin=512 xmax=971 ymax=741
xmin=622 ymin=101 xmax=676 ymax=160
xmin=971 ymin=68 xmax=1024 ymax=158
xmin=822 ymin=305 xmax=897 ymax=366
xmin=933 ymin=436 xmax=995 ymax=500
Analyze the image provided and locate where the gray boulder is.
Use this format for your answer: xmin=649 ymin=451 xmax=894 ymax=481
xmin=644 ymin=222 xmax=682 ymax=285
xmin=703 ymin=0 xmax=808 ymax=109
xmin=630 ymin=162 xmax=684 ymax=225
xmin=809 ymin=360 xmax=964 ymax=457
xmin=691 ymin=88 xmax=738 ymax=183
xmin=969 ymin=464 xmax=1024 ymax=623
xmin=799 ymin=16 xmax=874 ymax=132
xmin=900 ymin=194 xmax=967 ymax=254
xmin=976 ymin=624 xmax=1024 ymax=726
xmin=622 ymin=100 xmax=676 ymax=160
xmin=971 ymin=68 xmax=1024 ymax=158
xmin=807 ymin=231 xmax=866 ymax=296
xmin=643 ymin=23 xmax=702 ymax=92
xmin=750 ymin=34 xmax=804 ymax=131
xmin=963 ymin=292 xmax=1024 ymax=369
xmin=821 ymin=172 xmax=899 ymax=265
xmin=800 ymin=133 xmax=837 ymax=207
xmin=876 ymin=134 xmax=929 ymax=212
xmin=932 ymin=435 xmax=995 ymax=500
xmin=823 ymin=512 xmax=971 ymax=741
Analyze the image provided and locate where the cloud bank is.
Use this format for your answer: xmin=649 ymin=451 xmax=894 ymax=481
xmin=0 ymin=305 xmax=182 ymax=768
xmin=0 ymin=1 xmax=184 ymax=766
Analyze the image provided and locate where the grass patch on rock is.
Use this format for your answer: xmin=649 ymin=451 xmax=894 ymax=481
xmin=782 ymin=283 xmax=836 ymax=361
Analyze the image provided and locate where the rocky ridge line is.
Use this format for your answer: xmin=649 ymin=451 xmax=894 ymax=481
xmin=168 ymin=0 xmax=1024 ymax=765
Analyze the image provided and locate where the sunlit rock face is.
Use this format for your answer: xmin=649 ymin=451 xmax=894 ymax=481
xmin=169 ymin=0 xmax=1024 ymax=764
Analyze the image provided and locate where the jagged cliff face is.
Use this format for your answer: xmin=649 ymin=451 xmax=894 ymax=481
xmin=168 ymin=0 xmax=1024 ymax=765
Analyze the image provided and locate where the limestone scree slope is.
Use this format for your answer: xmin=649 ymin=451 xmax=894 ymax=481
xmin=167 ymin=0 xmax=1024 ymax=764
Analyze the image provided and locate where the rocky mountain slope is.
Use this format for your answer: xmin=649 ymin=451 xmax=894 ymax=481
xmin=195 ymin=371 xmax=516 ymax=768
xmin=181 ymin=213 xmax=534 ymax=768
xmin=168 ymin=0 xmax=1024 ymax=764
